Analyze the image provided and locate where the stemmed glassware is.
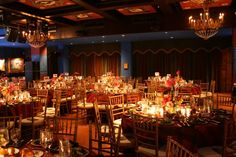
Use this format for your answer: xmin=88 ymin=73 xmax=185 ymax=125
xmin=0 ymin=128 xmax=9 ymax=148
xmin=10 ymin=128 xmax=21 ymax=146
xmin=40 ymin=129 xmax=53 ymax=153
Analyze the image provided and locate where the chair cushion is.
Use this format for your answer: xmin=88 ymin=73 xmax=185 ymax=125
xmin=137 ymin=146 xmax=166 ymax=157
xmin=98 ymin=105 xmax=106 ymax=110
xmin=77 ymin=102 xmax=93 ymax=109
xmin=61 ymin=98 xmax=67 ymax=102
xmin=117 ymin=104 xmax=124 ymax=108
xmin=125 ymin=103 xmax=136 ymax=108
xmin=198 ymin=146 xmax=222 ymax=157
xmin=120 ymin=134 xmax=135 ymax=148
xmin=114 ymin=119 xmax=122 ymax=126
xmin=0 ymin=121 xmax=14 ymax=129
xmin=22 ymin=117 xmax=44 ymax=126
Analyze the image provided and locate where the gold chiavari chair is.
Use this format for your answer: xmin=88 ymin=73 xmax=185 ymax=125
xmin=108 ymin=94 xmax=125 ymax=126
xmin=126 ymin=93 xmax=140 ymax=110
xmin=105 ymin=99 xmax=135 ymax=156
xmin=132 ymin=114 xmax=166 ymax=157
xmin=198 ymin=118 xmax=236 ymax=157
xmin=166 ymin=136 xmax=198 ymax=157
xmin=21 ymin=99 xmax=46 ymax=139
xmin=46 ymin=115 xmax=79 ymax=142
xmin=0 ymin=115 xmax=22 ymax=131
xmin=145 ymin=92 xmax=156 ymax=103
xmin=178 ymin=87 xmax=193 ymax=104
xmin=89 ymin=100 xmax=112 ymax=156
xmin=200 ymin=83 xmax=209 ymax=95
xmin=89 ymin=100 xmax=109 ymax=154
xmin=216 ymin=93 xmax=235 ymax=118
xmin=77 ymin=88 xmax=93 ymax=120
xmin=60 ymin=88 xmax=70 ymax=114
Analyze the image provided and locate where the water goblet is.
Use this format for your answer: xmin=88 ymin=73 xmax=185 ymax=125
xmin=0 ymin=128 xmax=9 ymax=148
xmin=10 ymin=128 xmax=21 ymax=146
xmin=40 ymin=129 xmax=53 ymax=154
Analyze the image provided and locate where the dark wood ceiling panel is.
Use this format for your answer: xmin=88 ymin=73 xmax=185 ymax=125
xmin=180 ymin=0 xmax=232 ymax=10
xmin=0 ymin=0 xmax=234 ymax=39
xmin=18 ymin=0 xmax=76 ymax=9
xmin=116 ymin=5 xmax=156 ymax=15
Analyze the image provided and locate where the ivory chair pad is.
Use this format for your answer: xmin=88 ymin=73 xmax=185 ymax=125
xmin=137 ymin=145 xmax=166 ymax=157
xmin=0 ymin=121 xmax=14 ymax=129
xmin=77 ymin=102 xmax=93 ymax=109
xmin=22 ymin=117 xmax=44 ymax=126
xmin=120 ymin=134 xmax=135 ymax=147
xmin=125 ymin=103 xmax=136 ymax=109
xmin=114 ymin=118 xmax=122 ymax=126
xmin=198 ymin=146 xmax=222 ymax=157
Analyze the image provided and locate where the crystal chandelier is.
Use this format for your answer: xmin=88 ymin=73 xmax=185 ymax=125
xmin=23 ymin=20 xmax=49 ymax=48
xmin=188 ymin=0 xmax=224 ymax=40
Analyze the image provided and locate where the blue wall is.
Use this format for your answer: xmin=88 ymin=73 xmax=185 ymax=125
xmin=121 ymin=42 xmax=132 ymax=78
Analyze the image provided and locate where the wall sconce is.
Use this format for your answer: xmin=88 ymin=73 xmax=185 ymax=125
xmin=124 ymin=63 xmax=128 ymax=70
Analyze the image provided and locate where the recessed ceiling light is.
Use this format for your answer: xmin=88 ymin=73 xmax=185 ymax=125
xmin=76 ymin=13 xmax=89 ymax=19
xmin=102 ymin=36 xmax=105 ymax=38
xmin=165 ymin=32 xmax=168 ymax=34
xmin=102 ymin=40 xmax=105 ymax=43
xmin=121 ymin=34 xmax=125 ymax=37
xmin=127 ymin=8 xmax=144 ymax=13
xmin=170 ymin=36 xmax=174 ymax=39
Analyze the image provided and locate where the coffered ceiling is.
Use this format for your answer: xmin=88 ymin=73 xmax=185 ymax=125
xmin=0 ymin=0 xmax=235 ymax=40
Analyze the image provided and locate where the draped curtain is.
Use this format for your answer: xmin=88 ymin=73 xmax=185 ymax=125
xmin=133 ymin=48 xmax=221 ymax=82
xmin=69 ymin=43 xmax=121 ymax=76
xmin=132 ymin=38 xmax=232 ymax=92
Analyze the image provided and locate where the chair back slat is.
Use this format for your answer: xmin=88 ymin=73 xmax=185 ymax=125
xmin=132 ymin=114 xmax=160 ymax=157
xmin=166 ymin=136 xmax=198 ymax=157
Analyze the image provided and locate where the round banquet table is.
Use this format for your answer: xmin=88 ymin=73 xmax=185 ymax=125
xmin=86 ymin=91 xmax=142 ymax=103
xmin=121 ymin=113 xmax=225 ymax=152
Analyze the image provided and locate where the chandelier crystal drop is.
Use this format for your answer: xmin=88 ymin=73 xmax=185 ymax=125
xmin=23 ymin=20 xmax=49 ymax=48
xmin=188 ymin=0 xmax=224 ymax=40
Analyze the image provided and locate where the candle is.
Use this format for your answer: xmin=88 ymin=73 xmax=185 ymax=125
xmin=186 ymin=108 xmax=191 ymax=117
xmin=181 ymin=108 xmax=186 ymax=116
xmin=159 ymin=108 xmax=164 ymax=118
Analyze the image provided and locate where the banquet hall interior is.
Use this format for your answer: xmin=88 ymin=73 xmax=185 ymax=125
xmin=0 ymin=0 xmax=235 ymax=156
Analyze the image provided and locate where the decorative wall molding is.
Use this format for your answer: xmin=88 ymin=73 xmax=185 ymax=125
xmin=70 ymin=50 xmax=120 ymax=57
xmin=133 ymin=47 xmax=222 ymax=54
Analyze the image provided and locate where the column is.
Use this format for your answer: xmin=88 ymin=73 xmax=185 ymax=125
xmin=25 ymin=45 xmax=48 ymax=81
xmin=232 ymin=28 xmax=236 ymax=83
xmin=27 ymin=47 xmax=40 ymax=81
xmin=57 ymin=43 xmax=69 ymax=74
xmin=121 ymin=42 xmax=132 ymax=78
xmin=40 ymin=46 xmax=48 ymax=77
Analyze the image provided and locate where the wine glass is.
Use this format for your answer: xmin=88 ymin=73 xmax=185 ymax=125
xmin=40 ymin=129 xmax=53 ymax=153
xmin=10 ymin=128 xmax=21 ymax=146
xmin=0 ymin=128 xmax=9 ymax=148
xmin=59 ymin=140 xmax=72 ymax=157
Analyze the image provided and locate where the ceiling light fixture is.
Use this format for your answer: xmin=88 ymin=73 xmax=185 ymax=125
xmin=188 ymin=0 xmax=224 ymax=40
xmin=23 ymin=20 xmax=49 ymax=48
